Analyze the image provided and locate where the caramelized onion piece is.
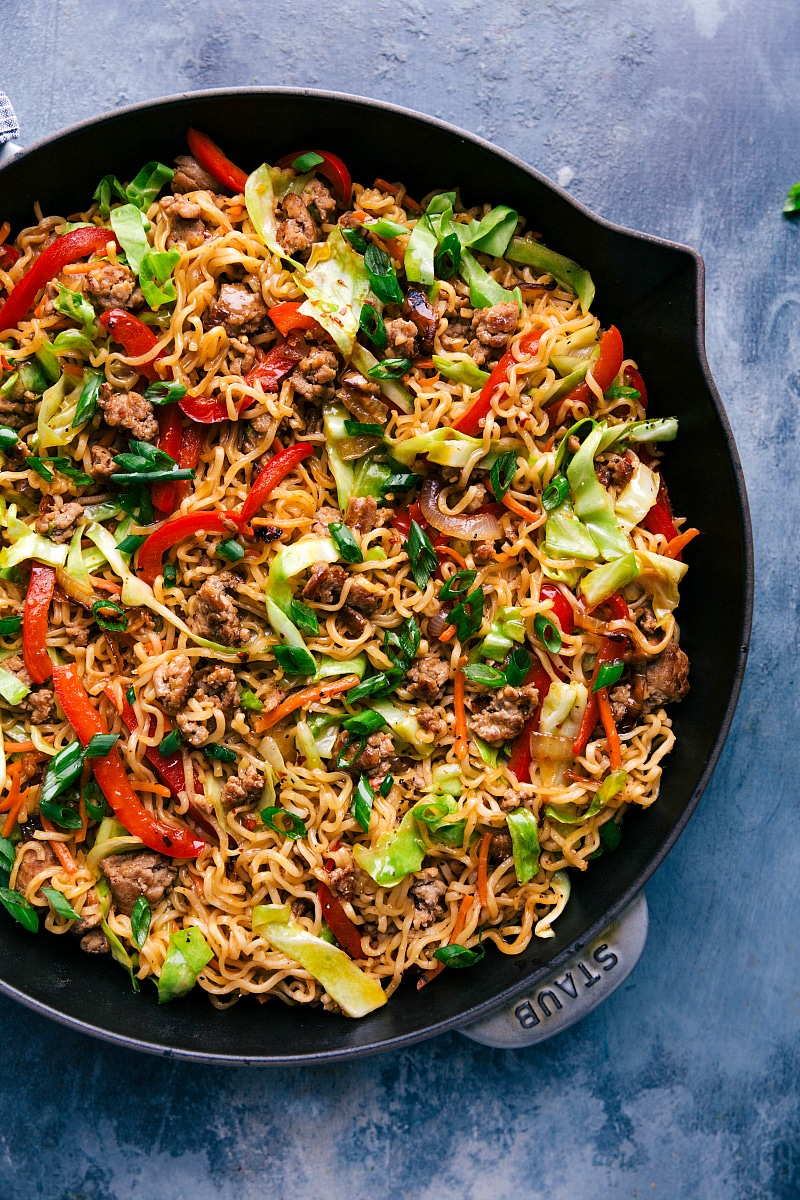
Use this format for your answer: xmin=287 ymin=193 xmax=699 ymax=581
xmin=530 ymin=733 xmax=574 ymax=761
xmin=404 ymin=288 xmax=436 ymax=353
xmin=54 ymin=566 xmax=97 ymax=610
xmin=419 ymin=478 xmax=502 ymax=541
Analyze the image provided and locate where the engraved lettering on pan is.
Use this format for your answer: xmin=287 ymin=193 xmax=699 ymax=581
xmin=513 ymin=944 xmax=620 ymax=1028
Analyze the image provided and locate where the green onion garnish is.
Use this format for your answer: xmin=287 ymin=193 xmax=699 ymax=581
xmin=363 ymin=245 xmax=403 ymax=304
xmin=216 ymin=538 xmax=245 ymax=563
xmin=358 ymin=303 xmax=387 ymax=349
xmin=542 ymin=474 xmax=569 ymax=511
xmin=240 ymin=690 xmax=264 ymax=712
xmin=204 ymin=743 xmax=237 ymax=762
xmin=158 ymin=729 xmax=183 ymax=757
xmin=433 ymin=942 xmax=486 ymax=968
xmin=434 ymin=232 xmax=461 ymax=280
xmin=274 ymin=645 xmax=316 ymax=676
xmin=344 ymin=420 xmax=384 ymax=438
xmin=260 ymin=806 xmax=306 ymax=840
xmin=291 ymin=152 xmax=324 ymax=173
xmin=367 ymin=357 xmax=412 ymax=380
xmin=405 ymin=520 xmax=437 ymax=590
xmin=329 ymin=522 xmax=362 ymax=564
xmin=351 ymin=776 xmax=374 ymax=833
xmin=0 ymin=616 xmax=22 ymax=636
xmin=84 ymin=733 xmax=119 ymax=759
xmin=534 ymin=612 xmax=562 ymax=654
xmin=439 ymin=568 xmax=477 ymax=600
xmin=92 ymin=599 xmax=128 ymax=633
xmin=490 ymin=451 xmax=518 ymax=502
xmin=592 ymin=660 xmax=625 ymax=693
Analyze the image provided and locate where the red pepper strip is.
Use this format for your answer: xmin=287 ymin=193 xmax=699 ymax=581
xmin=540 ymin=582 xmax=575 ymax=635
xmin=572 ymin=638 xmax=625 ymax=757
xmin=391 ymin=502 xmax=429 ymax=540
xmin=186 ymin=128 xmax=249 ymax=194
xmin=642 ymin=497 xmax=679 ymax=546
xmin=275 ymin=150 xmax=352 ymax=204
xmin=52 ymin=664 xmax=206 ymax=858
xmin=601 ymin=591 xmax=629 ymax=621
xmin=137 ymin=511 xmax=235 ymax=587
xmin=151 ymin=405 xmax=184 ymax=513
xmin=118 ymin=703 xmax=215 ymax=840
xmin=318 ymin=880 xmax=363 ymax=958
xmin=625 ymin=365 xmax=648 ymax=411
xmin=451 ymin=330 xmax=542 ymax=436
xmin=507 ymin=658 xmax=554 ymax=783
xmin=0 ymin=243 xmax=20 ymax=271
xmin=238 ymin=441 xmax=314 ymax=527
xmin=23 ymin=565 xmax=55 ymax=684
xmin=560 ymin=325 xmax=624 ymax=408
xmin=98 ymin=308 xmax=163 ymax=381
xmin=0 ymin=226 xmax=120 ymax=332
xmin=179 ymin=340 xmax=304 ymax=424
xmin=268 ymin=301 xmax=320 ymax=336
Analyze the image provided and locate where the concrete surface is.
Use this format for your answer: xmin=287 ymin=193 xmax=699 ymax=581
xmin=1 ymin=1 xmax=798 ymax=1197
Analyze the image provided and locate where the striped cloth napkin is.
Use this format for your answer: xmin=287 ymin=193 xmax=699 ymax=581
xmin=0 ymin=93 xmax=18 ymax=144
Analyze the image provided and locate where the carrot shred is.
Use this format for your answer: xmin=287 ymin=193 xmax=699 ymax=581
xmin=129 ymin=780 xmax=172 ymax=797
xmin=254 ymin=674 xmax=361 ymax=732
xmin=453 ymin=667 xmax=468 ymax=759
xmin=3 ymin=741 xmax=37 ymax=753
xmin=88 ymin=577 xmax=123 ymax=594
xmin=477 ymin=832 xmax=492 ymax=907
xmin=663 ymin=527 xmax=700 ymax=559
xmin=61 ymin=260 xmax=105 ymax=275
xmin=0 ymin=762 xmax=22 ymax=824
xmin=418 ymin=893 xmax=475 ymax=988
xmin=438 ymin=623 xmax=457 ymax=644
xmin=437 ymin=545 xmax=467 ymax=569
xmin=502 ymin=493 xmax=540 ymax=522
xmin=373 ymin=178 xmax=423 ymax=212
xmin=596 ymin=688 xmax=622 ymax=771
xmin=226 ymin=204 xmax=244 ymax=218
xmin=39 ymin=817 xmax=78 ymax=873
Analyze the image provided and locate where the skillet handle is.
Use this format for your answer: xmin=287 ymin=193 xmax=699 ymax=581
xmin=0 ymin=93 xmax=21 ymax=168
xmin=458 ymin=891 xmax=648 ymax=1048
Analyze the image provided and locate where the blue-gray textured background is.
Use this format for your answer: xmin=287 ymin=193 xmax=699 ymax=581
xmin=2 ymin=2 xmax=798 ymax=1197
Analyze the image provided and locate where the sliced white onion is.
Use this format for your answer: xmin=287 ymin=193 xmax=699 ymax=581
xmin=419 ymin=478 xmax=502 ymax=541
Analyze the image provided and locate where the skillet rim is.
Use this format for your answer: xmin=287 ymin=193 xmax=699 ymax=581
xmin=0 ymin=86 xmax=754 ymax=1063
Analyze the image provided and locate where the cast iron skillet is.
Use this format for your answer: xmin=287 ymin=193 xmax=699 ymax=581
xmin=0 ymin=88 xmax=752 ymax=1064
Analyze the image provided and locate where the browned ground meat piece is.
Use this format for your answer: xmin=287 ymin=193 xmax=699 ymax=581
xmin=635 ymin=601 xmax=659 ymax=637
xmin=471 ymin=302 xmax=519 ymax=347
xmin=15 ymin=841 xmax=57 ymax=896
xmin=221 ymin=764 xmax=265 ymax=809
xmin=90 ymin=445 xmax=117 ymax=480
xmin=100 ymin=851 xmax=176 ymax=916
xmin=80 ymin=929 xmax=110 ymax=954
xmin=291 ymin=347 xmax=338 ymax=402
xmin=384 ymin=317 xmax=418 ymax=360
xmin=468 ymin=684 xmax=539 ymax=743
xmin=277 ymin=192 xmax=318 ymax=256
xmin=310 ymin=506 xmax=341 ymax=537
xmin=160 ymin=194 xmax=210 ymax=250
xmin=192 ymin=665 xmax=239 ymax=711
xmin=228 ymin=337 xmax=257 ymax=376
xmin=406 ymin=655 xmax=450 ymax=704
xmin=328 ymin=864 xmax=355 ymax=901
xmin=346 ymin=580 xmax=381 ymax=614
xmin=302 ymin=561 xmax=347 ymax=604
xmin=416 ymin=706 xmax=445 ymax=734
xmin=98 ymin=384 xmax=159 ymax=441
xmin=189 ymin=576 xmax=249 ymax=646
xmin=596 ymin=452 xmax=634 ymax=489
xmin=153 ymin=654 xmax=194 ymax=714
xmin=608 ymin=681 xmax=643 ymax=728
xmin=500 ymin=788 xmax=522 ymax=811
xmin=175 ymin=713 xmax=212 ymax=747
xmin=489 ymin=832 xmax=513 ymax=862
xmin=171 ymin=154 xmax=219 ymax=194
xmin=344 ymin=496 xmax=386 ymax=533
xmin=34 ymin=498 xmax=85 ymax=544
xmin=59 ymin=620 xmax=89 ymax=647
xmin=439 ymin=316 xmax=471 ymax=351
xmin=302 ymin=179 xmax=337 ymax=223
xmin=207 ymin=283 xmax=268 ymax=335
xmin=337 ymin=606 xmax=368 ymax=637
xmin=642 ymin=644 xmax=690 ymax=710
xmin=409 ymin=867 xmax=448 ymax=929
xmin=334 ymin=730 xmax=395 ymax=780
xmin=72 ymin=886 xmax=103 ymax=936
xmin=27 ymin=688 xmax=55 ymax=724
xmin=473 ymin=541 xmax=497 ymax=564
xmin=84 ymin=263 xmax=144 ymax=312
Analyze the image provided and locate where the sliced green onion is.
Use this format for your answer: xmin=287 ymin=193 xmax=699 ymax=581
xmin=358 ymin=303 xmax=387 ymax=349
xmin=434 ymin=232 xmax=461 ymax=280
xmin=216 ymin=538 xmax=245 ymax=563
xmin=364 ymin=245 xmax=403 ymax=304
xmin=450 ymin=588 xmax=484 ymax=642
xmin=329 ymin=522 xmax=362 ymax=564
xmin=463 ymin=664 xmax=505 ymax=687
xmin=346 ymin=670 xmax=403 ymax=704
xmin=144 ymin=381 xmax=188 ymax=404
xmin=0 ymin=426 xmax=18 ymax=451
xmin=433 ymin=941 xmax=486 ymax=968
xmin=72 ymin=369 xmax=103 ymax=428
xmin=92 ymin=599 xmax=128 ymax=633
xmin=204 ymin=743 xmax=237 ymax=762
xmin=534 ymin=612 xmax=562 ymax=654
xmin=592 ymin=660 xmax=625 ymax=693
xmin=505 ymin=647 xmax=531 ymax=688
xmin=600 ymin=818 xmax=622 ymax=851
xmin=39 ymin=798 xmax=83 ymax=829
xmin=0 ymin=617 xmax=23 ymax=640
xmin=40 ymin=741 xmax=84 ymax=806
xmin=50 ymin=458 xmax=95 ymax=486
xmin=125 ymin=686 xmax=136 ymax=706
xmin=163 ymin=562 xmax=177 ymax=588
xmin=260 ymin=806 xmax=306 ymax=840
xmin=439 ymin=568 xmax=477 ymax=600
xmin=42 ymin=887 xmax=79 ymax=921
xmin=351 ymin=775 xmax=374 ymax=832
xmin=336 ymin=733 xmax=366 ymax=769
xmin=342 ymin=710 xmax=387 ymax=736
xmin=112 ymin=469 xmax=194 ymax=485
xmin=27 ymin=457 xmax=53 ymax=482
xmin=542 ymin=474 xmax=569 ymax=512
xmin=490 ymin=451 xmax=518 ymax=502
xmin=85 ymin=733 xmax=119 ymax=759
xmin=116 ymin=534 xmax=147 ymax=554
xmin=274 ymin=645 xmax=316 ymax=676
xmin=379 ymin=774 xmax=393 ymax=797
xmin=605 ymin=384 xmax=641 ymax=401
xmin=290 ymin=599 xmax=320 ymax=637
xmin=380 ymin=471 xmax=420 ymax=496
xmin=83 ymin=778 xmax=108 ymax=821
xmin=406 ymin=520 xmax=437 ymax=591
xmin=240 ymin=690 xmax=264 ymax=712
xmin=343 ymin=226 xmax=369 ymax=255
xmin=130 ymin=895 xmax=152 ymax=949
xmin=383 ymin=615 xmax=420 ymax=668
xmin=344 ymin=420 xmax=384 ymax=438
xmin=292 ymin=152 xmax=324 ymax=173
xmin=367 ymin=358 xmax=411 ymax=380
xmin=158 ymin=729 xmax=182 ymax=757
xmin=0 ymin=886 xmax=38 ymax=932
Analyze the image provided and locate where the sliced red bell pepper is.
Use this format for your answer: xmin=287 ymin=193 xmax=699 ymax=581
xmin=561 ymin=325 xmax=624 ymax=408
xmin=451 ymin=330 xmax=542 ymax=436
xmin=572 ymin=637 xmax=626 ymax=757
xmin=178 ymin=339 xmax=304 ymax=424
xmin=507 ymin=658 xmax=554 ymax=784
xmin=0 ymin=226 xmax=120 ymax=332
xmin=268 ymin=301 xmax=320 ymax=336
xmin=642 ymin=495 xmax=679 ymax=547
xmin=601 ymin=591 xmax=630 ymax=621
xmin=151 ymin=416 xmax=206 ymax=514
xmin=151 ymin=404 xmax=183 ymax=513
xmin=186 ymin=128 xmax=249 ymax=194
xmin=23 ymin=564 xmax=55 ymax=684
xmin=119 ymin=702 xmax=215 ymax=840
xmin=238 ymin=441 xmax=314 ymax=526
xmin=52 ymin=664 xmax=206 ymax=858
xmin=0 ymin=243 xmax=20 ymax=272
xmin=318 ymin=880 xmax=363 ymax=958
xmin=98 ymin=308 xmax=163 ymax=381
xmin=624 ymin=365 xmax=648 ymax=411
xmin=540 ymin=582 xmax=574 ymax=635
xmin=137 ymin=511 xmax=235 ymax=586
xmin=275 ymin=150 xmax=352 ymax=204
xmin=391 ymin=502 xmax=428 ymax=540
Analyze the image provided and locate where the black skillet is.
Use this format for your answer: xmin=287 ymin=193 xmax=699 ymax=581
xmin=0 ymin=88 xmax=753 ymax=1064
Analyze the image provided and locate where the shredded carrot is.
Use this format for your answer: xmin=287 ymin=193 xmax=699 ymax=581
xmin=0 ymin=761 xmax=22 ymax=822
xmin=61 ymin=260 xmax=106 ymax=275
xmin=477 ymin=832 xmax=492 ymax=907
xmin=414 ymin=357 xmax=435 ymax=370
xmin=0 ymin=221 xmax=9 ymax=246
xmin=129 ymin=780 xmax=171 ymax=797
xmin=373 ymin=178 xmax=422 ymax=212
xmin=437 ymin=545 xmax=467 ymax=570
xmin=453 ymin=668 xmax=468 ymax=759
xmin=3 ymin=741 xmax=36 ymax=753
xmin=60 ymin=362 xmax=83 ymax=377
xmin=87 ymin=577 xmax=122 ymax=594
xmin=493 ymin=553 xmax=511 ymax=564
xmin=226 ymin=204 xmax=244 ymax=218
xmin=418 ymin=893 xmax=475 ymax=988
xmin=596 ymin=688 xmax=622 ymax=771
xmin=33 ymin=295 xmax=48 ymax=319
xmin=663 ymin=527 xmax=700 ymax=559
xmin=40 ymin=817 xmax=77 ymax=873
xmin=502 ymin=493 xmax=540 ymax=522
xmin=438 ymin=623 xmax=457 ymax=645
xmin=255 ymin=674 xmax=361 ymax=732
xmin=353 ymin=210 xmax=368 ymax=222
